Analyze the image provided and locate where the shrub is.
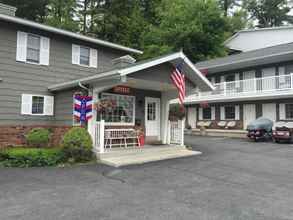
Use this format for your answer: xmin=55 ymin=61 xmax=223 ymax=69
xmin=0 ymin=148 xmax=65 ymax=167
xmin=26 ymin=128 xmax=51 ymax=147
xmin=62 ymin=127 xmax=94 ymax=162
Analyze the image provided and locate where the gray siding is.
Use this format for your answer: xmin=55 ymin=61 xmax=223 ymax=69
xmin=0 ymin=21 xmax=128 ymax=125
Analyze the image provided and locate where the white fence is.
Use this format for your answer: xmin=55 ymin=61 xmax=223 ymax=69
xmin=195 ymin=74 xmax=293 ymax=101
xmin=168 ymin=120 xmax=185 ymax=146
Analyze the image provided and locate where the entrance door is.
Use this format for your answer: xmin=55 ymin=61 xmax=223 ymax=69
xmin=262 ymin=103 xmax=276 ymax=122
xmin=243 ymin=104 xmax=256 ymax=130
xmin=145 ymin=97 xmax=161 ymax=139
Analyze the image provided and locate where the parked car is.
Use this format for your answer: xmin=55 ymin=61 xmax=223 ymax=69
xmin=247 ymin=117 xmax=273 ymax=142
xmin=272 ymin=122 xmax=293 ymax=143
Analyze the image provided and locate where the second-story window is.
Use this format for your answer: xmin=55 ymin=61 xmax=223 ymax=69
xmin=16 ymin=31 xmax=50 ymax=66
xmin=27 ymin=34 xmax=40 ymax=64
xmin=80 ymin=46 xmax=90 ymax=66
xmin=72 ymin=44 xmax=98 ymax=68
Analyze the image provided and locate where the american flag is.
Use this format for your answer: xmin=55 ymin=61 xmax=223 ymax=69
xmin=74 ymin=96 xmax=93 ymax=122
xmin=171 ymin=64 xmax=185 ymax=106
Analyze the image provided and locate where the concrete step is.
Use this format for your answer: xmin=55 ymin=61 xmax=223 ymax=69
xmin=99 ymin=145 xmax=187 ymax=159
xmin=98 ymin=148 xmax=201 ymax=167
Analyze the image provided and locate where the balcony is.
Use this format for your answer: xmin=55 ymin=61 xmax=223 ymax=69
xmin=185 ymin=74 xmax=293 ymax=104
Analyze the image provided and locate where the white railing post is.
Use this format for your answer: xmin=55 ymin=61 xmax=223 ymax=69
xmin=167 ymin=120 xmax=171 ymax=144
xmin=180 ymin=119 xmax=185 ymax=146
xmin=223 ymin=81 xmax=227 ymax=96
xmin=99 ymin=120 xmax=105 ymax=153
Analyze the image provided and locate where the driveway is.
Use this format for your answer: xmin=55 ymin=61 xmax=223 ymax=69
xmin=1 ymin=136 xmax=293 ymax=220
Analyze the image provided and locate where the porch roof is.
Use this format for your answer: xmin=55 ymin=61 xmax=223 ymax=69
xmin=48 ymin=52 xmax=214 ymax=92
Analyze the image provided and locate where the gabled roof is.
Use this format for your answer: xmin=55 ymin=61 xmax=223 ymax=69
xmin=48 ymin=52 xmax=214 ymax=92
xmin=224 ymin=26 xmax=293 ymax=52
xmin=196 ymin=42 xmax=293 ymax=74
xmin=0 ymin=13 xmax=142 ymax=54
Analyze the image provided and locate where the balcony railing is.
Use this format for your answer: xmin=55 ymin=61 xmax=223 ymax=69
xmin=188 ymin=74 xmax=293 ymax=102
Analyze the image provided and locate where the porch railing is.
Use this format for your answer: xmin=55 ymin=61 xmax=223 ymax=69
xmin=168 ymin=119 xmax=185 ymax=146
xmin=188 ymin=74 xmax=293 ymax=102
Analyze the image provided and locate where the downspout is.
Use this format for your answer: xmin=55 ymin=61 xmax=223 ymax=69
xmin=78 ymin=81 xmax=89 ymax=92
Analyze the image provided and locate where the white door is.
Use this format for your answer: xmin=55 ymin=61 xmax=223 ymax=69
xmin=145 ymin=97 xmax=161 ymax=139
xmin=187 ymin=107 xmax=197 ymax=128
xmin=243 ymin=70 xmax=256 ymax=92
xmin=262 ymin=103 xmax=276 ymax=122
xmin=243 ymin=104 xmax=256 ymax=130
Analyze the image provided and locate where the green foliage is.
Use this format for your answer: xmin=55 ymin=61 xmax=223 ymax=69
xmin=26 ymin=128 xmax=50 ymax=148
xmin=245 ymin=0 xmax=293 ymax=27
xmin=0 ymin=0 xmax=49 ymax=22
xmin=0 ymin=148 xmax=65 ymax=167
xmin=44 ymin=0 xmax=79 ymax=32
xmin=169 ymin=104 xmax=186 ymax=121
xmin=141 ymin=0 xmax=228 ymax=61
xmin=62 ymin=127 xmax=94 ymax=162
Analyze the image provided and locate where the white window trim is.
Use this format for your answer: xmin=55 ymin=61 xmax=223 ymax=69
xmin=16 ymin=31 xmax=50 ymax=66
xmin=282 ymin=103 xmax=293 ymax=120
xmin=72 ymin=44 xmax=98 ymax=68
xmin=21 ymin=94 xmax=54 ymax=116
xmin=223 ymin=105 xmax=239 ymax=121
xmin=100 ymin=93 xmax=136 ymax=126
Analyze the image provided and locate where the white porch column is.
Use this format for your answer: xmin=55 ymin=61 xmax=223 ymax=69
xmin=161 ymin=91 xmax=177 ymax=144
xmin=87 ymin=87 xmax=98 ymax=150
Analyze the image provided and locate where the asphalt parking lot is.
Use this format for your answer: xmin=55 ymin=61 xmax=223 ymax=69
xmin=1 ymin=135 xmax=293 ymax=220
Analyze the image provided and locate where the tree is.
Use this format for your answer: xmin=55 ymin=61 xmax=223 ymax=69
xmin=141 ymin=0 xmax=228 ymax=62
xmin=245 ymin=0 xmax=293 ymax=27
xmin=0 ymin=0 xmax=49 ymax=22
xmin=44 ymin=0 xmax=79 ymax=31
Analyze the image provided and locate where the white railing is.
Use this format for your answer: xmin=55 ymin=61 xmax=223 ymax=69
xmin=168 ymin=119 xmax=185 ymax=146
xmin=194 ymin=74 xmax=293 ymax=101
xmin=95 ymin=120 xmax=105 ymax=153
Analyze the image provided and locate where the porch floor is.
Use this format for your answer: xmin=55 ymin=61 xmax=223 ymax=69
xmin=96 ymin=145 xmax=201 ymax=167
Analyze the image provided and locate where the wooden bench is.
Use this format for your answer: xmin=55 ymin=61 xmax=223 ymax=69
xmin=104 ymin=128 xmax=140 ymax=149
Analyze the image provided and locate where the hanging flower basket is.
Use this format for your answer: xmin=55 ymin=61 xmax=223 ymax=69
xmin=94 ymin=99 xmax=117 ymax=112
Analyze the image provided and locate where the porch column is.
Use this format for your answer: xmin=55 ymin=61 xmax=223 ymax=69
xmin=160 ymin=91 xmax=176 ymax=144
xmin=87 ymin=87 xmax=98 ymax=150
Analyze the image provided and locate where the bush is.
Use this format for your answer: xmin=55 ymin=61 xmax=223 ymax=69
xmin=0 ymin=148 xmax=65 ymax=167
xmin=62 ymin=127 xmax=94 ymax=162
xmin=26 ymin=128 xmax=51 ymax=147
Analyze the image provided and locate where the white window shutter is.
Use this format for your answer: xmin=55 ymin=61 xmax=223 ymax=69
xmin=235 ymin=105 xmax=240 ymax=120
xmin=279 ymin=103 xmax=286 ymax=120
xmin=44 ymin=96 xmax=54 ymax=116
xmin=72 ymin=44 xmax=80 ymax=64
xmin=21 ymin=94 xmax=32 ymax=115
xmin=220 ymin=106 xmax=225 ymax=120
xmin=199 ymin=107 xmax=203 ymax=120
xmin=90 ymin=48 xmax=98 ymax=68
xmin=40 ymin=37 xmax=50 ymax=65
xmin=16 ymin=31 xmax=27 ymax=62
xmin=211 ymin=106 xmax=216 ymax=120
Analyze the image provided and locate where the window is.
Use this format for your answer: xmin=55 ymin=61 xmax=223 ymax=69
xmin=97 ymin=93 xmax=135 ymax=125
xmin=72 ymin=44 xmax=98 ymax=68
xmin=285 ymin=104 xmax=293 ymax=119
xmin=17 ymin=31 xmax=50 ymax=65
xmin=225 ymin=106 xmax=235 ymax=120
xmin=21 ymin=94 xmax=54 ymax=116
xmin=80 ymin=46 xmax=90 ymax=66
xmin=202 ymin=107 xmax=211 ymax=120
xmin=32 ymin=96 xmax=44 ymax=114
xmin=26 ymin=34 xmax=40 ymax=63
xmin=147 ymin=102 xmax=156 ymax=121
